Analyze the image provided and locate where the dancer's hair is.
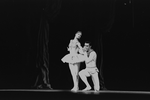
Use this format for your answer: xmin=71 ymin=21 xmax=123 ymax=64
xmin=76 ymin=31 xmax=82 ymax=36
xmin=85 ymin=41 xmax=91 ymax=46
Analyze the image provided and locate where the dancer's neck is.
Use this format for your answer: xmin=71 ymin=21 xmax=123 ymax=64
xmin=73 ymin=37 xmax=78 ymax=42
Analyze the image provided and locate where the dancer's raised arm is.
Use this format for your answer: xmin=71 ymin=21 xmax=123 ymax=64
xmin=77 ymin=42 xmax=85 ymax=54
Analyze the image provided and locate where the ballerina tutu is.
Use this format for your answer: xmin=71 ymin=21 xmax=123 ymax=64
xmin=76 ymin=54 xmax=85 ymax=63
xmin=61 ymin=53 xmax=85 ymax=64
xmin=61 ymin=54 xmax=73 ymax=63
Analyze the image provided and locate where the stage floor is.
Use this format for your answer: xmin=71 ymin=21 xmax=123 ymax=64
xmin=0 ymin=89 xmax=150 ymax=94
xmin=0 ymin=89 xmax=150 ymax=100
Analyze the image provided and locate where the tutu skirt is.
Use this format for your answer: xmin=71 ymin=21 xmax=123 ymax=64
xmin=61 ymin=53 xmax=85 ymax=64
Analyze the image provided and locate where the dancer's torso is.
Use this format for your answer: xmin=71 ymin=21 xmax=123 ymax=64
xmin=69 ymin=39 xmax=79 ymax=55
xmin=86 ymin=51 xmax=97 ymax=68
xmin=86 ymin=61 xmax=96 ymax=68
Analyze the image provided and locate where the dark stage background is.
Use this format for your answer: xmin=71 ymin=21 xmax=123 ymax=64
xmin=0 ymin=0 xmax=150 ymax=91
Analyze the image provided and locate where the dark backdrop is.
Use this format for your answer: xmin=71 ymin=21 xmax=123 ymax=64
xmin=0 ymin=0 xmax=150 ymax=91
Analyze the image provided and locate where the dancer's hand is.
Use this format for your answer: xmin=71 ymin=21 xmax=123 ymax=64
xmin=79 ymin=49 xmax=84 ymax=54
xmin=83 ymin=51 xmax=87 ymax=56
xmin=67 ymin=47 xmax=70 ymax=51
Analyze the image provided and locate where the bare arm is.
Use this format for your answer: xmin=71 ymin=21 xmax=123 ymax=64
xmin=77 ymin=42 xmax=84 ymax=54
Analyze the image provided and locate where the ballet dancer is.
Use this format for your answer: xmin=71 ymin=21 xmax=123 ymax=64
xmin=61 ymin=31 xmax=85 ymax=92
xmin=79 ymin=41 xmax=100 ymax=92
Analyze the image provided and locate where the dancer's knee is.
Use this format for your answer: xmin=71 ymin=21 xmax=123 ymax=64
xmin=79 ymin=69 xmax=90 ymax=77
xmin=91 ymin=72 xmax=98 ymax=78
xmin=79 ymin=70 xmax=84 ymax=77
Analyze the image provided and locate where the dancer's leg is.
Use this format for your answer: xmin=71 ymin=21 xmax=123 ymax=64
xmin=69 ymin=63 xmax=80 ymax=91
xmin=73 ymin=63 xmax=80 ymax=90
xmin=79 ymin=69 xmax=91 ymax=91
xmin=91 ymin=72 xmax=100 ymax=91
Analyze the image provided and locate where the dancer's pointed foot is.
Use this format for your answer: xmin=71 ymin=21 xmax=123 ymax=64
xmin=37 ymin=84 xmax=53 ymax=89
xmin=82 ymin=86 xmax=91 ymax=91
xmin=71 ymin=87 xmax=79 ymax=92
xmin=46 ymin=84 xmax=53 ymax=89
xmin=94 ymin=89 xmax=100 ymax=93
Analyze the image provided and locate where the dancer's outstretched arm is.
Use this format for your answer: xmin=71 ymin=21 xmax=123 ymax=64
xmin=77 ymin=42 xmax=85 ymax=54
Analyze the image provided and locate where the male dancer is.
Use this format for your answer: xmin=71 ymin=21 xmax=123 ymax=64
xmin=79 ymin=41 xmax=100 ymax=92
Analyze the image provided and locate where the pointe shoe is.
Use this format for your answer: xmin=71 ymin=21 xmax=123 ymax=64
xmin=71 ymin=87 xmax=79 ymax=92
xmin=94 ymin=86 xmax=100 ymax=92
xmin=94 ymin=89 xmax=100 ymax=93
xmin=82 ymin=86 xmax=91 ymax=91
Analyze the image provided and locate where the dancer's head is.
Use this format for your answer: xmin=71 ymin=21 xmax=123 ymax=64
xmin=75 ymin=31 xmax=82 ymax=39
xmin=84 ymin=41 xmax=91 ymax=52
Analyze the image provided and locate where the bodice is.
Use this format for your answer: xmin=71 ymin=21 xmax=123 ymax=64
xmin=69 ymin=40 xmax=79 ymax=55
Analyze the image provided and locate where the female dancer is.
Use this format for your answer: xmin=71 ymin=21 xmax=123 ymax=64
xmin=61 ymin=31 xmax=85 ymax=91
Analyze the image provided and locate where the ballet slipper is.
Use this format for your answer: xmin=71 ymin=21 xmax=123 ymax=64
xmin=71 ymin=87 xmax=79 ymax=92
xmin=94 ymin=89 xmax=100 ymax=92
xmin=82 ymin=86 xmax=91 ymax=91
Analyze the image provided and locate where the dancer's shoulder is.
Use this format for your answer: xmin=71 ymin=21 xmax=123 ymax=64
xmin=69 ymin=39 xmax=73 ymax=44
xmin=89 ymin=50 xmax=96 ymax=56
xmin=70 ymin=39 xmax=73 ymax=41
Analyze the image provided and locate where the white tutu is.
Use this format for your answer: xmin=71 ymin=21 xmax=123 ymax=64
xmin=76 ymin=54 xmax=85 ymax=63
xmin=61 ymin=53 xmax=85 ymax=64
